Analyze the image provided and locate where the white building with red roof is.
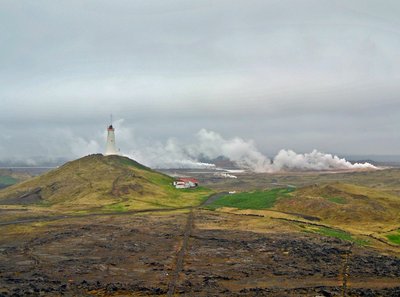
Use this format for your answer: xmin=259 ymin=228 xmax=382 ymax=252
xmin=173 ymin=178 xmax=199 ymax=189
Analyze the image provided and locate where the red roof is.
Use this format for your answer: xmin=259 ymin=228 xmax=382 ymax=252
xmin=177 ymin=178 xmax=198 ymax=183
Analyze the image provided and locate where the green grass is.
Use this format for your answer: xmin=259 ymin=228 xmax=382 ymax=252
xmin=0 ymin=176 xmax=18 ymax=186
xmin=35 ymin=200 xmax=53 ymax=207
xmin=309 ymin=226 xmax=369 ymax=246
xmin=206 ymin=188 xmax=294 ymax=210
xmin=116 ymin=156 xmax=151 ymax=171
xmin=145 ymin=171 xmax=174 ymax=186
xmin=386 ymin=230 xmax=400 ymax=245
xmin=103 ymin=203 xmax=128 ymax=212
xmin=178 ymin=186 xmax=209 ymax=193
xmin=325 ymin=196 xmax=347 ymax=204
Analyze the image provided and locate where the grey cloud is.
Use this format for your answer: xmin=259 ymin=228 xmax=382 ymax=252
xmin=1 ymin=0 xmax=400 ymax=162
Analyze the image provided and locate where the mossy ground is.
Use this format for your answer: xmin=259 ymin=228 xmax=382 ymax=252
xmin=386 ymin=230 xmax=400 ymax=245
xmin=304 ymin=226 xmax=369 ymax=246
xmin=206 ymin=188 xmax=293 ymax=210
xmin=325 ymin=196 xmax=347 ymax=204
xmin=205 ymin=181 xmax=399 ymax=250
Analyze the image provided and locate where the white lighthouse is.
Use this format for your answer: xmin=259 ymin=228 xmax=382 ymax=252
xmin=105 ymin=124 xmax=118 ymax=156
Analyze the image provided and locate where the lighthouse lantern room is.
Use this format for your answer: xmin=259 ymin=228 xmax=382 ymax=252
xmin=105 ymin=122 xmax=118 ymax=156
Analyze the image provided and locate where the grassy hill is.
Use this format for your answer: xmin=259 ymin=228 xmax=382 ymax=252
xmin=0 ymin=154 xmax=212 ymax=213
xmin=206 ymin=182 xmax=400 ymax=249
xmin=208 ymin=183 xmax=399 ymax=227
xmin=274 ymin=183 xmax=400 ymax=230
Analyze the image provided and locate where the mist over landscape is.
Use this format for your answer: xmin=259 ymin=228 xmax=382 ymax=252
xmin=126 ymin=127 xmax=377 ymax=171
xmin=0 ymin=120 xmax=377 ymax=171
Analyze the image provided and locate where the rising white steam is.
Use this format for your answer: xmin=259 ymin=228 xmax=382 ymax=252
xmin=272 ymin=149 xmax=376 ymax=171
xmin=127 ymin=138 xmax=215 ymax=169
xmin=0 ymin=123 xmax=376 ymax=171
xmin=186 ymin=129 xmax=272 ymax=172
xmin=129 ymin=128 xmax=376 ymax=172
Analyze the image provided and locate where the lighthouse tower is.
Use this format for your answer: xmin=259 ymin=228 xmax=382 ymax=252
xmin=105 ymin=123 xmax=118 ymax=156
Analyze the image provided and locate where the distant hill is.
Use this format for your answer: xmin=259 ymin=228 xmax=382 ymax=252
xmin=0 ymin=154 xmax=212 ymax=212
xmin=274 ymin=183 xmax=400 ymax=232
xmin=198 ymin=155 xmax=240 ymax=169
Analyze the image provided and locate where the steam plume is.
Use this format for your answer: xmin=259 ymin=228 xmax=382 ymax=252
xmin=272 ymin=149 xmax=376 ymax=171
xmin=129 ymin=129 xmax=376 ymax=172
xmin=2 ymin=123 xmax=375 ymax=172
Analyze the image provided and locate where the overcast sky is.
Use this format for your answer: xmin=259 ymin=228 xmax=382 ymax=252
xmin=1 ymin=0 xmax=400 ymax=163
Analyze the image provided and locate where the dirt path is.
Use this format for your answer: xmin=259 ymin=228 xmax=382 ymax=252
xmin=166 ymin=192 xmax=233 ymax=296
xmin=341 ymin=243 xmax=354 ymax=297
xmin=200 ymin=192 xmax=229 ymax=206
xmin=164 ymin=192 xmax=400 ymax=296
xmin=167 ymin=209 xmax=194 ymax=296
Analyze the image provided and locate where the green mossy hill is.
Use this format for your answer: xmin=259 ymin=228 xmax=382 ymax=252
xmin=274 ymin=183 xmax=400 ymax=229
xmin=0 ymin=154 xmax=212 ymax=211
